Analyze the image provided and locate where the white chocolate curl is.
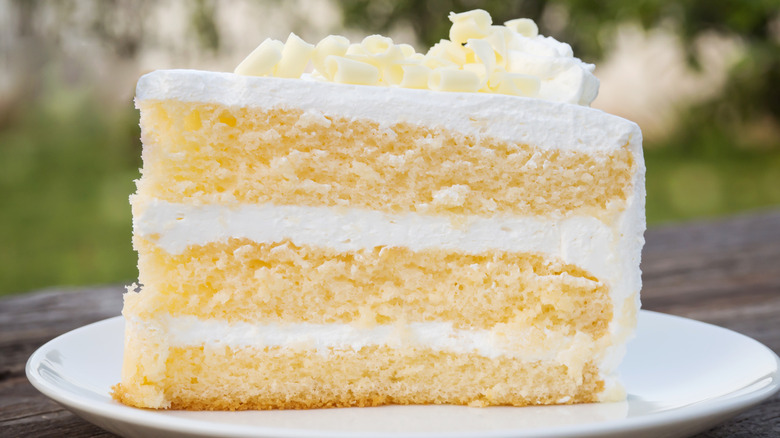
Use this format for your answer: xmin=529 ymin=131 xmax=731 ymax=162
xmin=466 ymin=39 xmax=496 ymax=75
xmin=362 ymin=35 xmax=393 ymax=53
xmin=234 ymin=39 xmax=283 ymax=76
xmin=504 ymin=18 xmax=539 ymax=37
xmin=448 ymin=10 xmax=492 ymax=44
xmin=494 ymin=72 xmax=541 ymax=97
xmin=485 ymin=26 xmax=511 ymax=64
xmin=428 ymin=40 xmax=469 ymax=65
xmin=399 ymin=64 xmax=431 ymax=89
xmin=325 ymin=56 xmax=380 ymax=85
xmin=399 ymin=44 xmax=416 ymax=57
xmin=462 ymin=63 xmax=488 ymax=89
xmin=233 ymin=9 xmax=600 ymax=105
xmin=312 ymin=35 xmax=350 ymax=80
xmin=274 ymin=33 xmax=315 ymax=78
xmin=429 ymin=67 xmax=480 ymax=92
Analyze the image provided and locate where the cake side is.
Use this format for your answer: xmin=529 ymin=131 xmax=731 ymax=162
xmin=114 ymin=83 xmax=644 ymax=408
xmin=136 ymin=69 xmax=637 ymax=153
xmin=114 ymin=9 xmax=645 ymax=410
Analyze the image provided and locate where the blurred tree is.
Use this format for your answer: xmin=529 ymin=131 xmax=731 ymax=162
xmin=88 ymin=0 xmax=151 ymax=58
xmin=191 ymin=0 xmax=221 ymax=52
xmin=339 ymin=0 xmax=545 ymax=49
xmin=553 ymin=0 xmax=780 ymax=142
xmin=339 ymin=0 xmax=780 ymax=137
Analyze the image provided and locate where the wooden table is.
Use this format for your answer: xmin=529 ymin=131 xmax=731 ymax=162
xmin=2 ymin=210 xmax=779 ymax=437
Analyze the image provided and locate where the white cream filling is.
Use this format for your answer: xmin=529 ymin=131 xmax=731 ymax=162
xmin=137 ymin=201 xmax=605 ymax=255
xmin=130 ymin=315 xmax=602 ymax=363
xmin=136 ymin=70 xmax=639 ymax=153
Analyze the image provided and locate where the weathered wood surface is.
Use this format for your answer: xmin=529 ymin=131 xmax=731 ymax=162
xmin=2 ymin=210 xmax=779 ymax=437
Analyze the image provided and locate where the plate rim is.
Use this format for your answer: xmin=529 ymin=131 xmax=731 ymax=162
xmin=26 ymin=310 xmax=780 ymax=438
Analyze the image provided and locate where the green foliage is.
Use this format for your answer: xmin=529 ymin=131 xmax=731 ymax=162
xmin=0 ymin=84 xmax=141 ymax=296
xmin=340 ymin=1 xmax=545 ymax=49
xmin=191 ymin=0 xmax=221 ymax=52
xmin=557 ymin=0 xmax=780 ymax=128
xmin=644 ymin=127 xmax=780 ymax=224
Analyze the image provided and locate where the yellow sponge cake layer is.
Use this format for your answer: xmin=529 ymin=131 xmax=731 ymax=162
xmin=114 ymin=344 xmax=605 ymax=410
xmin=131 ymin=237 xmax=611 ymax=334
xmin=136 ymin=100 xmax=634 ymax=218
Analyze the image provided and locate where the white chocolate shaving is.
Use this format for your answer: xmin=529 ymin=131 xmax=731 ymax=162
xmin=429 ymin=67 xmax=480 ymax=92
xmin=408 ymin=53 xmax=425 ymax=62
xmin=448 ymin=9 xmax=493 ymax=28
xmin=450 ymin=20 xmax=489 ymax=45
xmin=485 ymin=27 xmax=511 ymax=65
xmin=362 ymin=43 xmax=404 ymax=85
xmin=233 ymin=9 xmax=600 ymax=105
xmin=362 ymin=35 xmax=393 ymax=54
xmin=274 ymin=33 xmax=315 ymax=79
xmin=325 ymin=56 xmax=380 ymax=85
xmin=466 ymin=39 xmax=496 ymax=75
xmin=233 ymin=38 xmax=284 ymax=76
xmin=505 ymin=18 xmax=539 ymax=37
xmin=399 ymin=43 xmax=416 ymax=57
xmin=382 ymin=63 xmax=404 ymax=86
xmin=448 ymin=10 xmax=492 ymax=44
xmin=423 ymin=54 xmax=458 ymax=70
xmin=312 ymin=35 xmax=350 ymax=80
xmin=487 ymin=67 xmax=507 ymax=89
xmin=462 ymin=63 xmax=488 ymax=89
xmin=399 ymin=64 xmax=431 ymax=89
xmin=494 ymin=72 xmax=541 ymax=97
xmin=348 ymin=44 xmax=370 ymax=56
xmin=428 ymin=40 xmax=469 ymax=65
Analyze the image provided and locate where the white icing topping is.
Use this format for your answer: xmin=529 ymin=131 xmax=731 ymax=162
xmin=136 ymin=69 xmax=638 ymax=153
xmin=232 ymin=9 xmax=599 ymax=105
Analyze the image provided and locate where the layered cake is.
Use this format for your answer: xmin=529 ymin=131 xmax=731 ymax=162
xmin=113 ymin=10 xmax=645 ymax=410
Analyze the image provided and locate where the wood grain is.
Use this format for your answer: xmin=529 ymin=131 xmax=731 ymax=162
xmin=1 ymin=210 xmax=779 ymax=437
xmin=0 ymin=287 xmax=123 ymax=437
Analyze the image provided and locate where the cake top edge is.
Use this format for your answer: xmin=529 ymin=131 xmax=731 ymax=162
xmin=231 ymin=9 xmax=600 ymax=106
xmin=136 ymin=69 xmax=640 ymax=153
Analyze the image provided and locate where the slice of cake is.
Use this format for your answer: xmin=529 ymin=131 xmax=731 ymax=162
xmin=113 ymin=9 xmax=645 ymax=410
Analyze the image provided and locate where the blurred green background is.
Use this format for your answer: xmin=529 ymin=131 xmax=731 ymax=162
xmin=1 ymin=0 xmax=779 ymax=296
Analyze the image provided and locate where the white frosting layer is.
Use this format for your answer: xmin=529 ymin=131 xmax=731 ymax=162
xmin=504 ymin=35 xmax=599 ymax=105
xmin=136 ymin=69 xmax=638 ymax=153
xmin=129 ymin=315 xmax=599 ymax=362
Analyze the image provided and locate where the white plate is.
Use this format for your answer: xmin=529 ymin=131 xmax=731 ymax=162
xmin=27 ymin=311 xmax=779 ymax=438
